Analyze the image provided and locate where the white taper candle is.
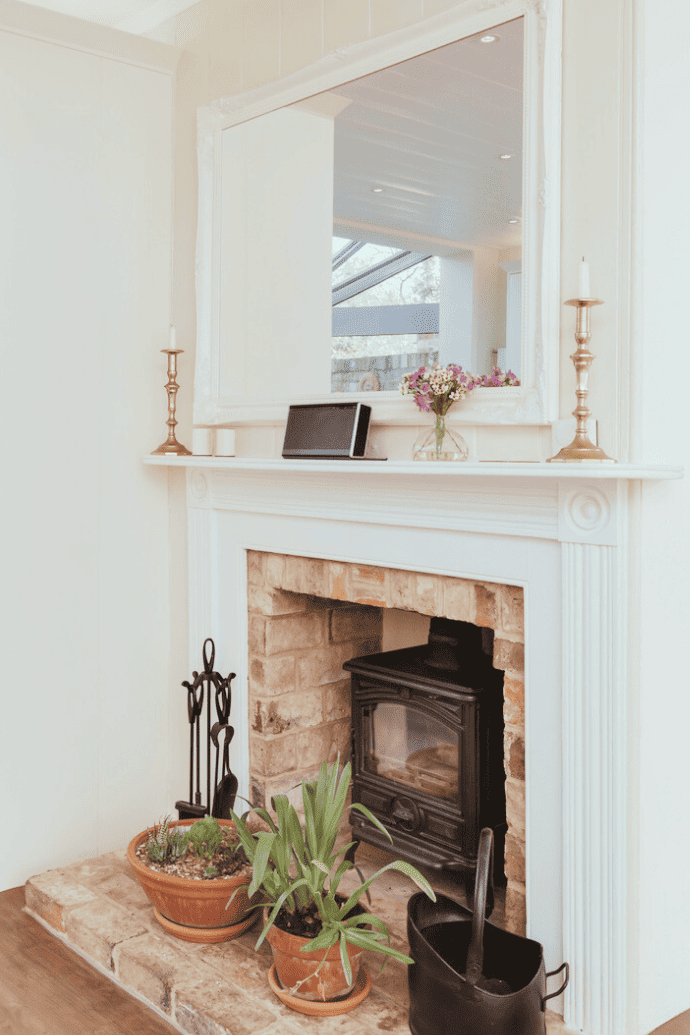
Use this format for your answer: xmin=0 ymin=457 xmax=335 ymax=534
xmin=578 ymin=257 xmax=591 ymax=299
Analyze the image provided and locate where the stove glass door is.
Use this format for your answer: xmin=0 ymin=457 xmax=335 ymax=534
xmin=362 ymin=701 xmax=459 ymax=801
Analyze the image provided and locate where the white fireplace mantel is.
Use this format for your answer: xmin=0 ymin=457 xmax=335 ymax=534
xmin=150 ymin=453 xmax=682 ymax=1035
xmin=145 ymin=456 xmax=681 ymax=480
xmin=146 ymin=457 xmax=682 ymax=550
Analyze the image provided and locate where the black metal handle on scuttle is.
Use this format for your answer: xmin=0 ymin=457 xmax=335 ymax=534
xmin=542 ymin=962 xmax=570 ymax=1008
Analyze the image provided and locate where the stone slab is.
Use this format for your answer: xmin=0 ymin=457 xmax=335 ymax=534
xmin=24 ymin=869 xmax=99 ymax=932
xmin=64 ymin=896 xmax=149 ymax=970
xmin=68 ymin=849 xmax=132 ymax=884
xmin=174 ymin=971 xmax=276 ymax=1035
xmin=199 ymin=937 xmax=273 ymax=996
xmin=113 ymin=932 xmax=204 ymax=1015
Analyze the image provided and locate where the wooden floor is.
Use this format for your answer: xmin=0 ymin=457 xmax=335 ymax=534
xmin=0 ymin=887 xmax=175 ymax=1035
xmin=651 ymin=1013 xmax=690 ymax=1035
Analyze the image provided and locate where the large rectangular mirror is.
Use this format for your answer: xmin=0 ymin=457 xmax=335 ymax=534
xmin=194 ymin=0 xmax=561 ymax=427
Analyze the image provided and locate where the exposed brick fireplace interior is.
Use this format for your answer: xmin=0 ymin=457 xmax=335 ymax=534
xmin=247 ymin=551 xmax=526 ymax=934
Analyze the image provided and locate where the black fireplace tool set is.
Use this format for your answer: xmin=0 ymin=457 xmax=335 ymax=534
xmin=175 ymin=638 xmax=238 ymax=821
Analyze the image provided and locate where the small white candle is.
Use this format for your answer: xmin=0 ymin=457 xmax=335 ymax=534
xmin=578 ymin=257 xmax=591 ymax=299
xmin=215 ymin=429 xmax=236 ymax=456
xmin=192 ymin=428 xmax=214 ymax=456
xmin=169 ymin=324 xmax=177 ymax=350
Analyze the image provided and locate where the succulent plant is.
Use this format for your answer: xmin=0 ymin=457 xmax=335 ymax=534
xmin=186 ymin=815 xmax=224 ymax=859
xmin=146 ymin=816 xmax=189 ymax=864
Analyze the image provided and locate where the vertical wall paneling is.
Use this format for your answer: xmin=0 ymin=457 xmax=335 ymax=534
xmin=0 ymin=16 xmax=176 ymax=887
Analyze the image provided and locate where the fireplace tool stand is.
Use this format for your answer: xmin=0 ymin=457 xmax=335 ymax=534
xmin=176 ymin=638 xmax=237 ymax=820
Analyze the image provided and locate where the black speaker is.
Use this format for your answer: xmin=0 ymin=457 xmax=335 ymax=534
xmin=282 ymin=402 xmax=373 ymax=459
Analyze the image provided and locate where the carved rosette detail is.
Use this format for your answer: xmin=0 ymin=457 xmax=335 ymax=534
xmin=567 ymin=488 xmax=610 ymax=535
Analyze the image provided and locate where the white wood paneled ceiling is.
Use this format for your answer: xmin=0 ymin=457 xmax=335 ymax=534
xmin=329 ymin=18 xmax=523 ymax=254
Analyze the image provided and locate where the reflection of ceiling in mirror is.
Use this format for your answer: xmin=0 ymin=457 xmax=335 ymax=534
xmin=325 ymin=19 xmax=523 ymax=254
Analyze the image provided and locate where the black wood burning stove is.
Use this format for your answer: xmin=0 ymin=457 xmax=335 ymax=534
xmin=343 ymin=618 xmax=506 ymax=886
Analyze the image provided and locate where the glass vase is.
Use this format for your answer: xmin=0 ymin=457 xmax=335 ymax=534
xmin=413 ymin=413 xmax=468 ymax=461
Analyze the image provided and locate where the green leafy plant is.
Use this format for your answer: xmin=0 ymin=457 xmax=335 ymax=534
xmin=229 ymin=757 xmax=436 ymax=984
xmin=203 ymin=864 xmax=219 ymax=879
xmin=146 ymin=816 xmax=189 ymax=865
xmin=186 ymin=815 xmax=224 ymax=859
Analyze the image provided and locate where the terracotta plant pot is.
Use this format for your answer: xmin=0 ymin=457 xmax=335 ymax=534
xmin=127 ymin=818 xmax=255 ymax=943
xmin=266 ymin=920 xmax=366 ymax=1004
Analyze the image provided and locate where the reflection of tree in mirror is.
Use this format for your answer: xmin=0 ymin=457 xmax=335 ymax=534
xmin=332 ymin=238 xmax=441 ymax=392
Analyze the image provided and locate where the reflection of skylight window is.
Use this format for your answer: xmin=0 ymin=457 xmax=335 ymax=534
xmin=332 ymin=240 xmax=439 ymax=307
xmin=331 ymin=236 xmax=441 ymax=392
xmin=332 ymin=239 xmax=399 ymax=282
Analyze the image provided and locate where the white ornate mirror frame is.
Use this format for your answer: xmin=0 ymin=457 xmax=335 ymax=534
xmin=194 ymin=0 xmax=563 ymax=429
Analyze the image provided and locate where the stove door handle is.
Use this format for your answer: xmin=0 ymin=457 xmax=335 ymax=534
xmin=391 ymin=795 xmax=422 ymax=832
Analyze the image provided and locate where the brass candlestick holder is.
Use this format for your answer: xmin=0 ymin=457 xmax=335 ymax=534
xmin=151 ymin=348 xmax=192 ymax=456
xmin=547 ymin=298 xmax=616 ymax=463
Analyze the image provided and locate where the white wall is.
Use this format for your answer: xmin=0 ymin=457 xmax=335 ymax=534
xmin=633 ymin=0 xmax=690 ymax=1029
xmin=0 ymin=8 xmax=180 ymax=888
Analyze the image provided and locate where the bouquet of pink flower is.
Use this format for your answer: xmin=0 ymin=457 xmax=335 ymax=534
xmin=474 ymin=365 xmax=520 ymax=387
xmin=399 ymin=363 xmax=477 ymax=417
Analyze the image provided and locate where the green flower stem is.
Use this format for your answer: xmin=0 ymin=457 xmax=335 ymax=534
xmin=434 ymin=413 xmax=445 ymax=454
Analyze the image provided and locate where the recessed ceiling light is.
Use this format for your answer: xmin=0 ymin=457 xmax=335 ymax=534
xmin=508 ymin=218 xmax=519 ymax=224
xmin=499 ymin=153 xmax=514 ymax=161
xmin=477 ymin=33 xmax=500 ymax=44
xmin=371 ymin=186 xmax=384 ymax=193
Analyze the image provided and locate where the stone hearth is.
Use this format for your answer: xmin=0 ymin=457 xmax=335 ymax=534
xmin=24 ymin=837 xmax=574 ymax=1035
xmin=246 ymin=551 xmax=526 ymax=933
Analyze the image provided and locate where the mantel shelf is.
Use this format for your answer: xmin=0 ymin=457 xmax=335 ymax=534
xmin=144 ymin=455 xmax=683 ymax=480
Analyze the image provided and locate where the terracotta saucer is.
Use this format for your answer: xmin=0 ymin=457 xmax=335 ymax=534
xmin=153 ymin=907 xmax=256 ymax=943
xmin=267 ymin=963 xmax=371 ymax=1015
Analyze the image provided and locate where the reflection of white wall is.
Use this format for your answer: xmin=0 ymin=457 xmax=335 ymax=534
xmin=498 ymin=259 xmax=522 ymax=373
xmin=472 ymin=248 xmax=504 ymax=372
xmin=438 ymin=251 xmax=473 ymax=369
xmin=433 ymin=249 xmax=523 ymax=375
xmin=219 ymin=108 xmax=333 ymax=400
xmin=504 ymin=273 xmax=521 ymax=372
